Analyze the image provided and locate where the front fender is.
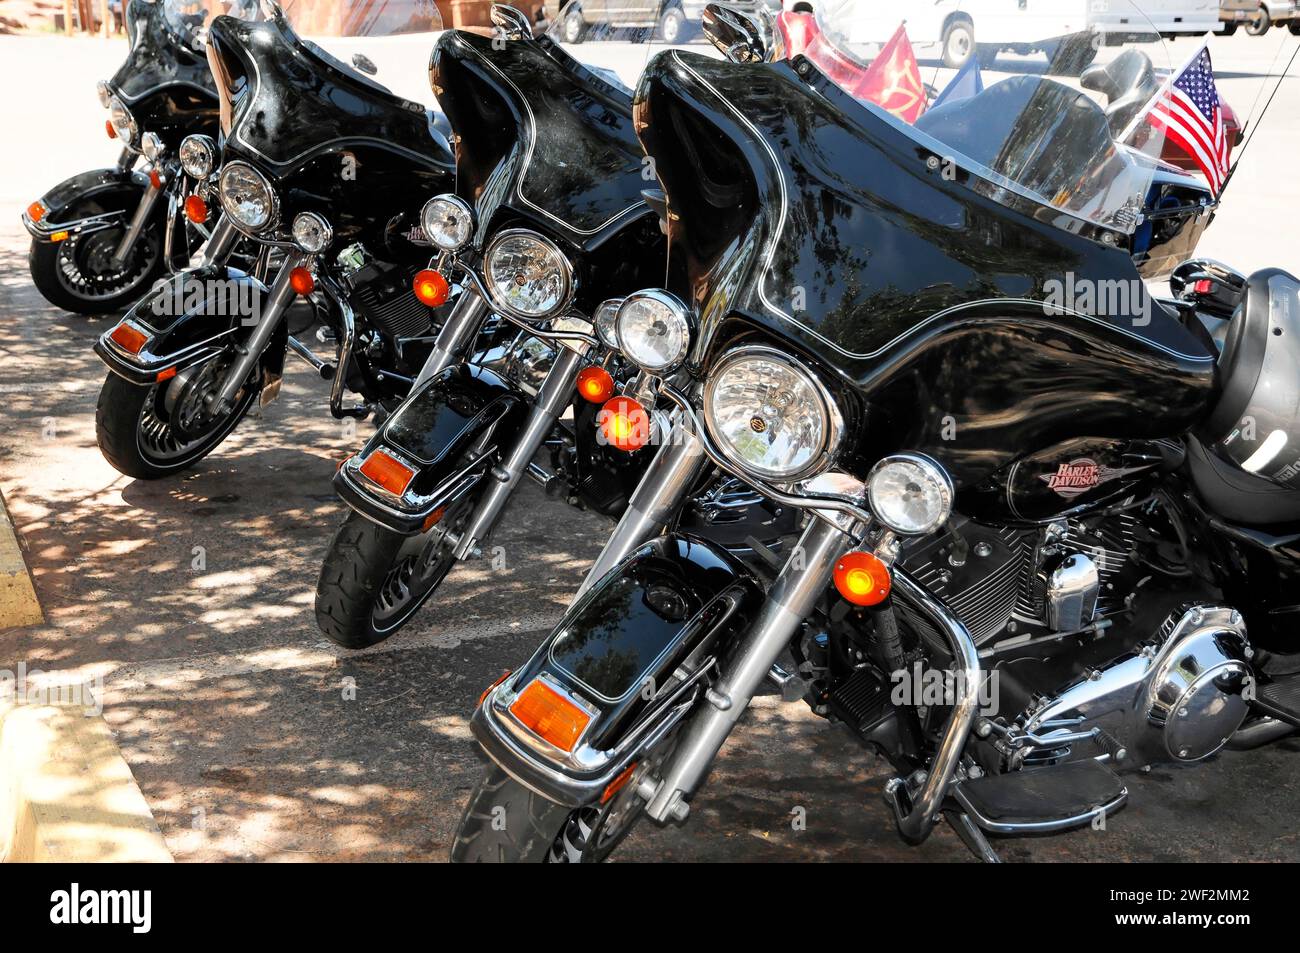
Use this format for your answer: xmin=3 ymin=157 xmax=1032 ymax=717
xmin=471 ymin=534 xmax=763 ymax=807
xmin=334 ymin=363 xmax=528 ymax=535
xmin=23 ymin=167 xmax=150 ymax=243
xmin=93 ymin=267 xmax=269 ymax=385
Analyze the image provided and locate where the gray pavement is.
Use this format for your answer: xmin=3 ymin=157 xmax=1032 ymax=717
xmin=0 ymin=28 xmax=1298 ymax=862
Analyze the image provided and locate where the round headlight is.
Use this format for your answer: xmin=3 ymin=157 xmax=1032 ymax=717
xmin=96 ymin=80 xmax=112 ymax=109
xmin=292 ymin=212 xmax=333 ymax=253
xmin=420 ymin=194 xmax=473 ymax=251
xmin=704 ymin=347 xmax=841 ymax=482
xmin=108 ymin=96 xmax=137 ymax=145
xmin=178 ymin=135 xmax=215 ymax=179
xmin=867 ymin=453 xmax=954 ymax=535
xmin=615 ymin=290 xmax=691 ymax=373
xmin=219 ymin=161 xmax=277 ymax=232
xmin=141 ymin=132 xmax=164 ymax=162
xmin=483 ymin=229 xmax=572 ymax=317
xmin=593 ymin=298 xmax=623 ymax=349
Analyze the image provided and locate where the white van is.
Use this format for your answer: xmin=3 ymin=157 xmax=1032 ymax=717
xmin=1089 ymin=0 xmax=1220 ymax=37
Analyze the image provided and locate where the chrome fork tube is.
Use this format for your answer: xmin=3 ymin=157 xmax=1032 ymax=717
xmin=643 ymin=515 xmax=856 ymax=824
xmin=112 ymin=171 xmax=165 ymax=267
xmin=209 ymin=250 xmax=312 ymax=413
xmin=453 ymin=346 xmax=585 ymax=559
xmin=574 ymin=420 xmax=707 ymax=599
xmin=195 ymin=215 xmax=238 ymax=269
xmin=414 ymin=288 xmax=490 ymax=387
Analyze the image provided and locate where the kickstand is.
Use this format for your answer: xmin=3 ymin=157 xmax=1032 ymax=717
xmin=945 ymin=811 xmax=1001 ymax=863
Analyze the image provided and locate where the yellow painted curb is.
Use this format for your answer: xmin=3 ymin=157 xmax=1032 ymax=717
xmin=0 ymin=703 xmax=173 ymax=863
xmin=0 ymin=491 xmax=43 ymax=630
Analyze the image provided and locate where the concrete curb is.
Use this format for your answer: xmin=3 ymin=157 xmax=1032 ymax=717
xmin=0 ymin=703 xmax=173 ymax=863
xmin=0 ymin=490 xmax=43 ymax=630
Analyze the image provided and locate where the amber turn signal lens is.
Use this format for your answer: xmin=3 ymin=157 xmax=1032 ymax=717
xmin=184 ymin=195 xmax=208 ymax=224
xmin=833 ymin=551 xmax=891 ymax=606
xmin=509 ymin=678 xmax=592 ymax=753
xmin=49 ymin=230 xmax=70 ymax=243
xmin=149 ymin=169 xmax=163 ymax=190
xmin=156 ymin=367 xmax=177 ymax=383
xmin=598 ymin=396 xmax=651 ymax=452
xmin=289 ymin=267 xmax=315 ymax=296
xmin=27 ymin=202 xmax=46 ymax=223
xmin=358 ymin=449 xmax=415 ymax=497
xmin=601 ymin=761 xmax=638 ymax=804
xmin=109 ymin=322 xmax=148 ymax=355
xmin=412 ymin=268 xmax=449 ymax=307
xmin=105 ymin=120 xmax=117 ymax=140
xmin=576 ymin=366 xmax=614 ymax=404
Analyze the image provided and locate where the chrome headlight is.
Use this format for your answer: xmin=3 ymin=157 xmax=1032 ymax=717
xmin=292 ymin=212 xmax=333 ymax=253
xmin=219 ymin=161 xmax=277 ymax=232
xmin=615 ymin=290 xmax=691 ymax=373
xmin=141 ymin=132 xmax=164 ymax=162
xmin=108 ymin=95 xmax=137 ymax=145
xmin=483 ymin=229 xmax=572 ymax=317
xmin=867 ymin=453 xmax=954 ymax=535
xmin=593 ymin=298 xmax=623 ymax=349
xmin=179 ymin=135 xmax=215 ymax=179
xmin=421 ymin=194 xmax=474 ymax=251
xmin=96 ymin=80 xmax=112 ymax=109
xmin=704 ymin=346 xmax=842 ymax=482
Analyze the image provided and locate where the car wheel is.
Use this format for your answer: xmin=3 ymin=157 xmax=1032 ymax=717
xmin=562 ymin=5 xmax=586 ymax=43
xmin=941 ymin=19 xmax=975 ymax=68
xmin=1288 ymin=18 xmax=1300 ymax=34
xmin=657 ymin=4 xmax=685 ymax=43
xmin=1220 ymin=20 xmax=1239 ymax=35
xmin=1245 ymin=6 xmax=1271 ymax=34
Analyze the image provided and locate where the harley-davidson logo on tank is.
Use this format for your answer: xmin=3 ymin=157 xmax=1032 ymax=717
xmin=1041 ymin=458 xmax=1146 ymax=499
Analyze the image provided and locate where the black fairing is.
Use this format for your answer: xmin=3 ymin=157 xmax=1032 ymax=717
xmin=204 ymin=12 xmax=452 ymax=248
xmin=429 ymin=30 xmax=663 ymax=310
xmin=635 ymin=51 xmax=1219 ymax=512
xmin=111 ymin=0 xmax=219 ymax=145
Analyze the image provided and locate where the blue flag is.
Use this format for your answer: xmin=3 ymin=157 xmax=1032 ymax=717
xmin=931 ymin=57 xmax=984 ymax=110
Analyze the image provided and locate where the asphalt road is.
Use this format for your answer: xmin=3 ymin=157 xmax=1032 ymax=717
xmin=0 ymin=28 xmax=1297 ymax=863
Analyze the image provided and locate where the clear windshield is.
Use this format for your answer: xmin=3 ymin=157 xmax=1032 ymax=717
xmin=807 ymin=0 xmax=1202 ymax=231
xmin=162 ymin=0 xmax=259 ymax=51
xmin=262 ymin=0 xmax=445 ymax=103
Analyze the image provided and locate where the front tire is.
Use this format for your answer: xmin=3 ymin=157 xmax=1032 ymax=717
xmin=95 ymin=364 xmax=256 ymax=480
xmin=941 ymin=19 xmax=975 ymax=68
xmin=450 ymin=767 xmax=646 ymax=863
xmin=1246 ymin=6 xmax=1271 ymax=34
xmin=28 ymin=217 xmax=165 ymax=316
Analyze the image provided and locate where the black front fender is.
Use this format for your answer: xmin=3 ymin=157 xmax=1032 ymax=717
xmin=334 ymin=362 xmax=528 ymax=535
xmin=93 ymin=267 xmax=269 ymax=385
xmin=471 ymin=533 xmax=763 ymax=807
xmin=23 ymin=167 xmax=150 ymax=243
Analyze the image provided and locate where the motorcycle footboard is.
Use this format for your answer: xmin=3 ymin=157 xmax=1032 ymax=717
xmin=333 ymin=363 xmax=527 ymax=536
xmin=471 ymin=534 xmax=763 ymax=808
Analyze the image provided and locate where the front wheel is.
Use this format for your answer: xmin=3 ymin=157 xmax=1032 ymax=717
xmin=941 ymin=19 xmax=975 ymax=68
xmin=95 ymin=359 xmax=257 ymax=480
xmin=28 ymin=218 xmax=165 ymax=315
xmin=450 ymin=767 xmax=647 ymax=863
xmin=657 ymin=4 xmax=686 ymax=43
xmin=1246 ymin=7 xmax=1271 ymax=34
xmin=314 ymin=490 xmax=478 ymax=649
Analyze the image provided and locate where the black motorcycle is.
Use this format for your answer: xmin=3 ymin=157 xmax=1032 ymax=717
xmin=314 ymin=8 xmax=792 ymax=648
xmin=92 ymin=0 xmax=459 ymax=480
xmin=453 ymin=1 xmax=1300 ymax=862
xmin=21 ymin=0 xmax=261 ymax=315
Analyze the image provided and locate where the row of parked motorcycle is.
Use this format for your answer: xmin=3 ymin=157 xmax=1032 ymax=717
xmin=19 ymin=0 xmax=1300 ymax=862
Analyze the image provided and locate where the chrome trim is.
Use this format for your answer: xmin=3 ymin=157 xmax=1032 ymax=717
xmin=701 ymin=344 xmax=844 ymax=483
xmin=481 ymin=227 xmax=575 ymax=321
xmin=112 ymin=173 xmax=166 ymax=267
xmin=866 ymin=452 xmax=954 ymax=536
xmin=316 ymin=270 xmax=368 ymax=420
xmin=952 ymin=782 xmax=1127 ymax=835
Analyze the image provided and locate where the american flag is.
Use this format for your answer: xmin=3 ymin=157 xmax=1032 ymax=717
xmin=1146 ymin=45 xmax=1230 ymax=194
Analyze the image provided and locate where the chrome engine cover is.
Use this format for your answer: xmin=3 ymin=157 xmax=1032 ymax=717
xmin=1020 ymin=605 xmax=1252 ymax=768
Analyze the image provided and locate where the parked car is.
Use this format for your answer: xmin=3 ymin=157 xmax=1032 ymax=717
xmin=542 ymin=0 xmax=778 ymax=44
xmin=1090 ymin=0 xmax=1220 ymax=38
xmin=1222 ymin=0 xmax=1300 ymax=35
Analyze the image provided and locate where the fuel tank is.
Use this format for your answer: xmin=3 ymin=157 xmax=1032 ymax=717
xmin=634 ymin=50 xmax=1218 ymax=505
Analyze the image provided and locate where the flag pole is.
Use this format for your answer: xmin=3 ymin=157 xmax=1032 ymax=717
xmin=1115 ymin=37 xmax=1209 ymax=147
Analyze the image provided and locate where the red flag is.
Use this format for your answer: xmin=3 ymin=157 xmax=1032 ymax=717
xmin=855 ymin=24 xmax=928 ymax=124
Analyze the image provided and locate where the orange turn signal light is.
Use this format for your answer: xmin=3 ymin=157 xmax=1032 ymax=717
xmin=601 ymin=761 xmax=639 ymax=804
xmin=509 ymin=678 xmax=592 ymax=753
xmin=49 ymin=230 xmax=70 ymax=243
xmin=833 ymin=551 xmax=892 ymax=607
xmin=289 ymin=267 xmax=315 ymax=297
xmin=27 ymin=202 xmax=46 ymax=223
xmin=576 ymin=366 xmax=615 ymax=404
xmin=412 ymin=268 xmax=449 ymax=307
xmin=156 ymin=367 xmax=177 ymax=383
xmin=109 ymin=322 xmax=148 ymax=355
xmin=598 ymin=396 xmax=651 ymax=453
xmin=105 ymin=120 xmax=117 ymax=140
xmin=184 ymin=195 xmax=208 ymax=224
xmin=358 ymin=449 xmax=415 ymax=497
xmin=149 ymin=169 xmax=163 ymax=190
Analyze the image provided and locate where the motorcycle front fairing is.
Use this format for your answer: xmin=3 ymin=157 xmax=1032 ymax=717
xmin=113 ymin=0 xmax=220 ymax=138
xmin=430 ymin=29 xmax=663 ymax=312
xmin=633 ymin=50 xmax=1218 ymax=495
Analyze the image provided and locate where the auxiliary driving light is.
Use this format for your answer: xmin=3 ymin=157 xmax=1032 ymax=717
xmin=599 ymin=396 xmax=651 ymax=452
xmin=833 ymin=551 xmax=891 ymax=606
xmin=358 ymin=449 xmax=416 ymax=497
xmin=509 ymin=677 xmax=593 ymax=753
xmin=576 ymin=366 xmax=615 ymax=404
xmin=413 ymin=269 xmax=449 ymax=307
